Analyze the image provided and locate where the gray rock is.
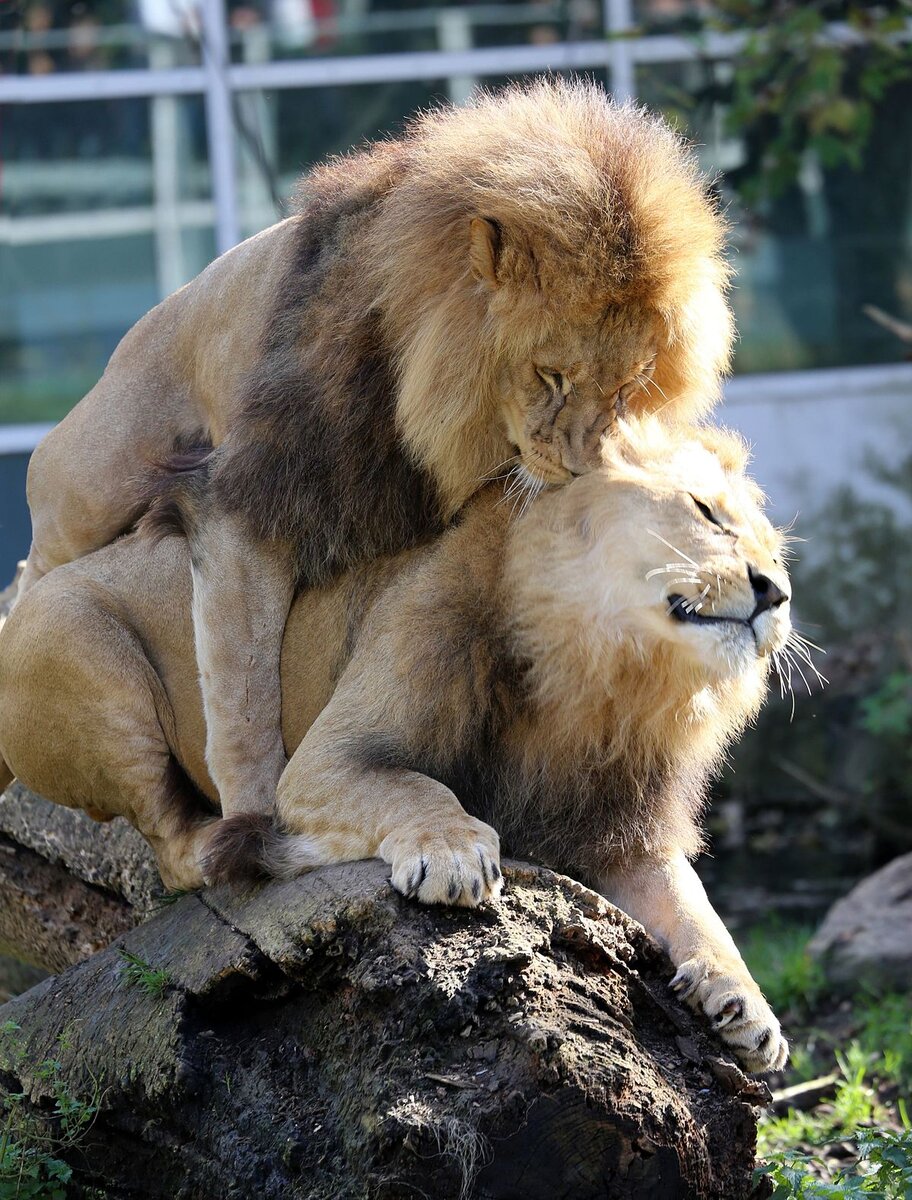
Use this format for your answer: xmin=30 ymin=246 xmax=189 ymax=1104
xmin=809 ymin=853 xmax=912 ymax=992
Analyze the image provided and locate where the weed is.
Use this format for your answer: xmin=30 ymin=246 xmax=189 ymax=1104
xmin=0 ymin=1021 xmax=101 ymax=1200
xmin=117 ymin=949 xmax=170 ymax=998
xmin=757 ymin=1121 xmax=912 ymax=1198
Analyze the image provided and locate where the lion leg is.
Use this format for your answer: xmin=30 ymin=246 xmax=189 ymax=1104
xmin=187 ymin=509 xmax=295 ymax=818
xmin=0 ymin=580 xmax=217 ymax=891
xmin=600 ymin=850 xmax=788 ymax=1073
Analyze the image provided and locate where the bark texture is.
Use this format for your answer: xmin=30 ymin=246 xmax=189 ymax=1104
xmin=0 ymin=836 xmax=769 ymax=1200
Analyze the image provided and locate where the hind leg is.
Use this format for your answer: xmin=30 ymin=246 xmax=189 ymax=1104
xmin=0 ymin=581 xmax=217 ymax=890
xmin=18 ymin=360 xmax=203 ymax=601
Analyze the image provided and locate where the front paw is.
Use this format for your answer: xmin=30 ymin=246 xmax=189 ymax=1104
xmin=379 ymin=816 xmax=503 ymax=908
xmin=670 ymin=957 xmax=788 ymax=1074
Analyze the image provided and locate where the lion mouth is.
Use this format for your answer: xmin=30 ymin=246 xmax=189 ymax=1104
xmin=667 ymin=595 xmax=751 ymax=630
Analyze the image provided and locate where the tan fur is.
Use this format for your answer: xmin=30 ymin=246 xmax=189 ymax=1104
xmin=16 ymin=79 xmax=733 ymax=821
xmin=1 ymin=418 xmax=788 ymax=1070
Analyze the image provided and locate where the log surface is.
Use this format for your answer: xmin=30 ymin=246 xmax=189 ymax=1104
xmin=0 ymin=856 xmax=767 ymax=1199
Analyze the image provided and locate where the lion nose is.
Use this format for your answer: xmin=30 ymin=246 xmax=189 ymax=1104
xmin=748 ymin=566 xmax=789 ymax=615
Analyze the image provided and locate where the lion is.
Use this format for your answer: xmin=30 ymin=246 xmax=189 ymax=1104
xmin=0 ymin=417 xmax=790 ymax=1072
xmin=15 ymin=79 xmax=733 ymax=826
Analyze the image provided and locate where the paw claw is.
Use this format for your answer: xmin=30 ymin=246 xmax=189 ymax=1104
xmin=670 ymin=956 xmax=787 ymax=1074
xmin=381 ymin=817 xmax=502 ymax=908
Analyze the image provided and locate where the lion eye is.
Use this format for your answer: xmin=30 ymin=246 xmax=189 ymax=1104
xmin=536 ymin=367 xmax=565 ymax=393
xmin=690 ymin=495 xmax=725 ymax=529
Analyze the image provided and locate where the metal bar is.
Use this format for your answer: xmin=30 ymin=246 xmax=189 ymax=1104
xmin=605 ymin=0 xmax=633 ymax=100
xmin=724 ymin=362 xmax=912 ymax=407
xmin=200 ymin=0 xmax=240 ymax=254
xmin=0 ymin=425 xmax=55 ymax=455
xmin=3 ymin=364 xmax=910 ymax=454
xmin=0 ymin=66 xmax=206 ymax=103
xmin=0 ymin=202 xmax=215 ymax=246
xmin=226 ymin=39 xmax=614 ymax=90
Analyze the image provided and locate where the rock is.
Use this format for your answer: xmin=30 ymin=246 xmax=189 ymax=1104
xmin=809 ymin=852 xmax=912 ymax=992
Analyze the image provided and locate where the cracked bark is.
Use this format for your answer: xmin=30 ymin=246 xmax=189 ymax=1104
xmin=0 ymin=785 xmax=768 ymax=1199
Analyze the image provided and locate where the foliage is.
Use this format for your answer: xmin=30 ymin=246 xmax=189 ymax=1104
xmin=757 ymin=1121 xmax=912 ymax=1198
xmin=692 ymin=1 xmax=912 ymax=203
xmin=117 ymin=949 xmax=169 ymax=997
xmin=0 ymin=1021 xmax=100 ymax=1200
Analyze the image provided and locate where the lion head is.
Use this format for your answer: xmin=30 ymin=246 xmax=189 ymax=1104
xmin=504 ymin=417 xmax=794 ymax=772
xmin=364 ymin=79 xmax=733 ymax=512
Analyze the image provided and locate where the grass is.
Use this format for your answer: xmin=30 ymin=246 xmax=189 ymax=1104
xmin=740 ymin=918 xmax=912 ymax=1197
xmin=117 ymin=949 xmax=170 ymax=998
xmin=739 ymin=919 xmax=827 ymax=1018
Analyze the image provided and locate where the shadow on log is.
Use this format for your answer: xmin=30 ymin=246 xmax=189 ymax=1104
xmin=0 ymin=842 xmax=768 ymax=1200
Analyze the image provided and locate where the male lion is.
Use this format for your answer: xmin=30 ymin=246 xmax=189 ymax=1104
xmin=0 ymin=418 xmax=789 ymax=1072
xmin=16 ymin=79 xmax=732 ymax=823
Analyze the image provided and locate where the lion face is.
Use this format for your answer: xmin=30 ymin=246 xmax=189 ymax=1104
xmin=494 ymin=309 xmax=661 ymax=485
xmin=508 ymin=418 xmax=792 ymax=693
xmin=588 ymin=421 xmax=791 ymax=678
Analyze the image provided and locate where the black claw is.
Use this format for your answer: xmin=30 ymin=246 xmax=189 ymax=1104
xmin=478 ymin=850 xmax=492 ymax=886
xmin=448 ymin=877 xmax=461 ymax=902
xmin=406 ymin=858 xmax=428 ymax=897
xmin=472 ymin=878 xmax=482 ymax=901
xmin=491 ymin=863 xmax=501 ymax=882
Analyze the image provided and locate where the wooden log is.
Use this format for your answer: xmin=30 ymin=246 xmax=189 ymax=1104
xmin=0 ymin=858 xmax=768 ymax=1199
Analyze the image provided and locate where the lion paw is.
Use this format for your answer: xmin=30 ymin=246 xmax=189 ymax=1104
xmin=670 ymin=957 xmax=788 ymax=1074
xmin=380 ymin=816 xmax=503 ymax=908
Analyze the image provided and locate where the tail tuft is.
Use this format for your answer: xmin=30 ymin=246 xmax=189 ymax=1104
xmin=201 ymin=812 xmax=277 ymax=884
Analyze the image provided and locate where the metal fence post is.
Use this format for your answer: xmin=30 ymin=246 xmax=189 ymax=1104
xmin=200 ymin=0 xmax=241 ymax=254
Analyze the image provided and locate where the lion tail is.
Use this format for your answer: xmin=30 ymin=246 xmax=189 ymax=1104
xmin=201 ymin=813 xmax=323 ymax=885
xmin=0 ymin=756 xmax=13 ymax=793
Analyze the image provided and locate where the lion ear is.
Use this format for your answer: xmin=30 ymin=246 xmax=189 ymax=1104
xmin=469 ymin=217 xmax=501 ymax=289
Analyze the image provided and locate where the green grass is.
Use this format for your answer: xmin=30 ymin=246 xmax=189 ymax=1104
xmin=739 ymin=920 xmax=912 ymax=1194
xmin=117 ymin=949 xmax=170 ymax=998
xmin=759 ymin=1044 xmax=886 ymax=1156
xmin=739 ymin=920 xmax=827 ymax=1017
xmin=758 ymin=1121 xmax=912 ymax=1198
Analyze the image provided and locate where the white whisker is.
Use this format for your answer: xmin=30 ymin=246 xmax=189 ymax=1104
xmin=645 ymin=529 xmax=701 ymax=570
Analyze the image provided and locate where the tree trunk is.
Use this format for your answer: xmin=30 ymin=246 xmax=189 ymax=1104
xmin=0 ymin=786 xmax=769 ymax=1200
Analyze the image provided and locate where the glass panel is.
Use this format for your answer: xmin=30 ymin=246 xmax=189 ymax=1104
xmin=226 ymin=0 xmax=604 ymax=64
xmin=0 ymin=0 xmax=202 ymax=74
xmin=0 ymin=96 xmax=213 ymax=425
xmin=631 ymin=0 xmax=712 ymax=34
xmin=635 ymin=59 xmax=912 ymax=373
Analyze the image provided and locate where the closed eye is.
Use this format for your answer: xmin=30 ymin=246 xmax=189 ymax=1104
xmin=690 ymin=495 xmax=726 ymax=530
xmin=536 ymin=367 xmax=565 ymax=394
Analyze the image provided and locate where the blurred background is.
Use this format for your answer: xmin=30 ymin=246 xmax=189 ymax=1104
xmin=1 ymin=0 xmax=911 ymax=1185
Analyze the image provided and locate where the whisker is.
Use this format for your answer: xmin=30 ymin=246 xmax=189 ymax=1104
xmin=790 ymin=630 xmax=827 ymax=656
xmin=645 ymin=529 xmax=701 ymax=570
xmin=782 ymin=645 xmax=813 ymax=697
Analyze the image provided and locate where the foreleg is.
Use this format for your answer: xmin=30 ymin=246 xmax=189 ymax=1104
xmin=601 ymin=850 xmax=788 ymax=1073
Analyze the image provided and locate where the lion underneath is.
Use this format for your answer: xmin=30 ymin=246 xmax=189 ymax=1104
xmin=0 ymin=418 xmax=791 ymax=1073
